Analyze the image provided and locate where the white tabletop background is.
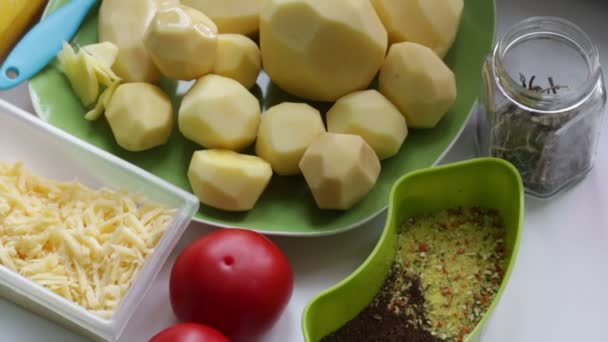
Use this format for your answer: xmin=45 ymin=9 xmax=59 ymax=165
xmin=2 ymin=0 xmax=608 ymax=341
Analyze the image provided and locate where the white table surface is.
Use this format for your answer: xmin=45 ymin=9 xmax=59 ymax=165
xmin=2 ymin=0 xmax=608 ymax=341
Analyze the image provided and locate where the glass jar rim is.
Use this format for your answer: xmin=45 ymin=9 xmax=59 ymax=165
xmin=493 ymin=16 xmax=601 ymax=113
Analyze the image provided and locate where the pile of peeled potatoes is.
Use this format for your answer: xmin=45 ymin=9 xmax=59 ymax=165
xmin=57 ymin=0 xmax=463 ymax=212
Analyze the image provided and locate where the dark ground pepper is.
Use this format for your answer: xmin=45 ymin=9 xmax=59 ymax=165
xmin=320 ymin=264 xmax=440 ymax=342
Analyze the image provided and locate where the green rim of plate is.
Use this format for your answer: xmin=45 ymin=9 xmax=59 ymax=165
xmin=29 ymin=0 xmax=496 ymax=236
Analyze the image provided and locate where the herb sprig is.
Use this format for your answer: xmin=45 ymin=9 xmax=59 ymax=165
xmin=519 ymin=73 xmax=568 ymax=94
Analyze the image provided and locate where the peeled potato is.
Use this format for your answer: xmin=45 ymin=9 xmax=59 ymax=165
xmin=181 ymin=0 xmax=264 ymax=36
xmin=144 ymin=5 xmax=219 ymax=80
xmin=187 ymin=149 xmax=272 ymax=211
xmin=99 ymin=0 xmax=178 ymax=82
xmin=105 ymin=83 xmax=173 ymax=152
xmin=327 ymin=90 xmax=407 ymax=160
xmin=260 ymin=0 xmax=388 ymax=101
xmin=256 ymin=102 xmax=325 ymax=176
xmin=179 ymin=74 xmax=261 ymax=151
xmin=213 ymin=34 xmax=261 ymax=89
xmin=299 ymin=132 xmax=381 ymax=210
xmin=379 ymin=42 xmax=456 ymax=129
xmin=371 ymin=0 xmax=464 ymax=57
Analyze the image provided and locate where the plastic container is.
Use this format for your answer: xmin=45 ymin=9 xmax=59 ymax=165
xmin=0 ymin=99 xmax=199 ymax=341
xmin=476 ymin=17 xmax=607 ymax=198
xmin=302 ymin=158 xmax=524 ymax=342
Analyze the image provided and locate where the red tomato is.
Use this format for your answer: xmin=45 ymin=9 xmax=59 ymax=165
xmin=149 ymin=323 xmax=229 ymax=342
xmin=169 ymin=229 xmax=293 ymax=342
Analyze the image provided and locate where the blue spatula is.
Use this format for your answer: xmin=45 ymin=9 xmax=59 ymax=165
xmin=0 ymin=0 xmax=98 ymax=90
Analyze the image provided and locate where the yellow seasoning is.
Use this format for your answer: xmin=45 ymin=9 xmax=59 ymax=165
xmin=393 ymin=207 xmax=507 ymax=341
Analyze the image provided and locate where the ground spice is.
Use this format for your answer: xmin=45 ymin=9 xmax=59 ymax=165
xmin=396 ymin=207 xmax=506 ymax=341
xmin=320 ymin=264 xmax=439 ymax=342
xmin=320 ymin=207 xmax=507 ymax=342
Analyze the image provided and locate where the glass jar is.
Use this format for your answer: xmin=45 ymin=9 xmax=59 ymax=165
xmin=476 ymin=16 xmax=607 ymax=198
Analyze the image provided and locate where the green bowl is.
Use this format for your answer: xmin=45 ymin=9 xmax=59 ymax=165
xmin=302 ymin=157 xmax=524 ymax=341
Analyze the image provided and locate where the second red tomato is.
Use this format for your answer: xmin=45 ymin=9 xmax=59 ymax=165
xmin=149 ymin=323 xmax=229 ymax=342
xmin=170 ymin=229 xmax=293 ymax=342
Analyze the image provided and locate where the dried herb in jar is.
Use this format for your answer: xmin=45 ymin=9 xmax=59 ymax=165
xmin=490 ymin=74 xmax=597 ymax=196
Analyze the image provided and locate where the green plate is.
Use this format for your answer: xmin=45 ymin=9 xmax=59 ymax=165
xmin=29 ymin=0 xmax=496 ymax=236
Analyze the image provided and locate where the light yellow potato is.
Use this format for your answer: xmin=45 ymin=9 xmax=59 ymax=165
xmin=187 ymin=149 xmax=272 ymax=211
xmin=213 ymin=34 xmax=261 ymax=89
xmin=256 ymin=103 xmax=325 ymax=176
xmin=260 ymin=0 xmax=388 ymax=102
xmin=179 ymin=74 xmax=261 ymax=151
xmin=105 ymin=83 xmax=173 ymax=152
xmin=182 ymin=0 xmax=263 ymax=36
xmin=99 ymin=0 xmax=178 ymax=82
xmin=299 ymin=132 xmax=381 ymax=210
xmin=327 ymin=90 xmax=407 ymax=160
xmin=144 ymin=5 xmax=218 ymax=81
xmin=371 ymin=0 xmax=464 ymax=57
xmin=379 ymin=42 xmax=456 ymax=129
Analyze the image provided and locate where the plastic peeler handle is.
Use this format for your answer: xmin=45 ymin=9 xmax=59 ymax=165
xmin=0 ymin=0 xmax=98 ymax=90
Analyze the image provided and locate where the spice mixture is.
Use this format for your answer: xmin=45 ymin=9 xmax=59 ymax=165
xmin=322 ymin=207 xmax=507 ymax=342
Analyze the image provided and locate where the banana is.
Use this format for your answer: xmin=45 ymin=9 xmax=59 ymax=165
xmin=0 ymin=0 xmax=47 ymax=60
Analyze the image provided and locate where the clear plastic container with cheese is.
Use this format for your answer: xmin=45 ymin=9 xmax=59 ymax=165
xmin=0 ymin=99 xmax=199 ymax=341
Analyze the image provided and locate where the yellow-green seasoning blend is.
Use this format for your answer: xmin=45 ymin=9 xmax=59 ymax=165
xmin=393 ymin=207 xmax=506 ymax=341
xmin=321 ymin=207 xmax=507 ymax=342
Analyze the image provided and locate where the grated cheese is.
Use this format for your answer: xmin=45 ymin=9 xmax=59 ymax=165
xmin=0 ymin=161 xmax=175 ymax=319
